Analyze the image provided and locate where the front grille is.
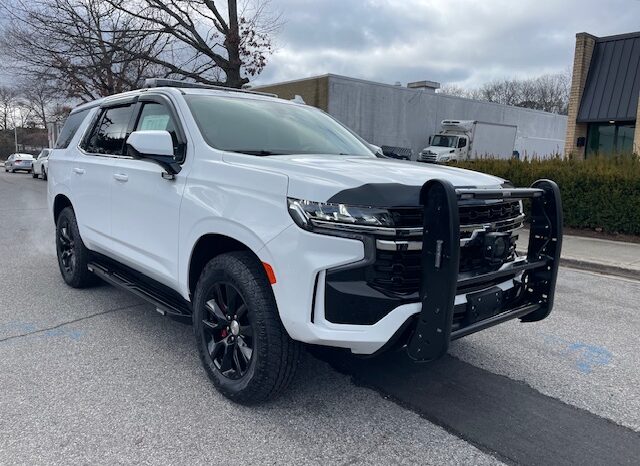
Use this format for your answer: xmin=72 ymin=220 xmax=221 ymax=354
xmin=373 ymin=249 xmax=422 ymax=294
xmin=387 ymin=201 xmax=522 ymax=230
xmin=371 ymin=201 xmax=523 ymax=296
xmin=419 ymin=152 xmax=437 ymax=163
xmin=459 ymin=201 xmax=521 ymax=225
xmin=389 ymin=207 xmax=423 ymax=228
xmin=372 ymin=246 xmax=502 ymax=295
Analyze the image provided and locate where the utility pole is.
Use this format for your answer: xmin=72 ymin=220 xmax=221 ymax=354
xmin=12 ymin=107 xmax=18 ymax=153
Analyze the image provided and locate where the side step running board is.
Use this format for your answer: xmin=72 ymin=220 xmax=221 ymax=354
xmin=88 ymin=261 xmax=192 ymax=318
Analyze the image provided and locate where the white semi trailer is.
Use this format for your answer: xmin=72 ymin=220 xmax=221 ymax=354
xmin=417 ymin=120 xmax=517 ymax=163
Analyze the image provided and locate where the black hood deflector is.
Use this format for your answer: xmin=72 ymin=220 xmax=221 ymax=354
xmin=326 ymin=181 xmax=514 ymax=208
xmin=327 ymin=183 xmax=421 ymax=208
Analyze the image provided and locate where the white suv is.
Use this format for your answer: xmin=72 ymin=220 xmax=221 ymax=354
xmin=48 ymin=79 xmax=563 ymax=404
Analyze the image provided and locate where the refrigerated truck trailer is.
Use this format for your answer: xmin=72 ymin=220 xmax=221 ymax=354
xmin=417 ymin=120 xmax=518 ymax=163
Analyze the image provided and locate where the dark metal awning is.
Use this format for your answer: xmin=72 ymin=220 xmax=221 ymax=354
xmin=578 ymin=32 xmax=640 ymax=123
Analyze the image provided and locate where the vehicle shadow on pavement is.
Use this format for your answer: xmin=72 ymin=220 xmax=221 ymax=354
xmin=310 ymin=346 xmax=640 ymax=466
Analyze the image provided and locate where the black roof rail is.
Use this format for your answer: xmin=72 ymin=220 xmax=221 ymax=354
xmin=142 ymin=78 xmax=278 ymax=98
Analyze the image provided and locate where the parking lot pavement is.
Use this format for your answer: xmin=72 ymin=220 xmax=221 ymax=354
xmin=1 ymin=170 xmax=639 ymax=465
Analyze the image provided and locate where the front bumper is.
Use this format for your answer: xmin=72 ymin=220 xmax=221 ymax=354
xmin=267 ymin=179 xmax=562 ymax=356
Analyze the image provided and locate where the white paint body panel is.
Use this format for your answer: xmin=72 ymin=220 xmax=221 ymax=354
xmin=109 ymin=157 xmax=187 ymax=287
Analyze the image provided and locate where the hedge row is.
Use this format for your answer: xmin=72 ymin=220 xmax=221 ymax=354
xmin=451 ymin=155 xmax=640 ymax=235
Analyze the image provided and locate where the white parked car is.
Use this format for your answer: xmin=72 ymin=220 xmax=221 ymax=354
xmin=47 ymin=79 xmax=563 ymax=404
xmin=5 ymin=153 xmax=34 ymax=173
xmin=32 ymin=148 xmax=51 ymax=179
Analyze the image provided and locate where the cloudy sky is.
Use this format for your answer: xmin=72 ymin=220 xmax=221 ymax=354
xmin=253 ymin=0 xmax=640 ymax=88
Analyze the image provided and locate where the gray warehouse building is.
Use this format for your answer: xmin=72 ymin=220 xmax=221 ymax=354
xmin=255 ymin=74 xmax=567 ymax=160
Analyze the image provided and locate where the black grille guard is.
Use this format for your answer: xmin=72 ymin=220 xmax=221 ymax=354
xmin=406 ymin=179 xmax=563 ymax=361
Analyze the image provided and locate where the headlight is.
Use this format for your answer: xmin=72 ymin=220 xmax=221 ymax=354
xmin=288 ymin=198 xmax=394 ymax=232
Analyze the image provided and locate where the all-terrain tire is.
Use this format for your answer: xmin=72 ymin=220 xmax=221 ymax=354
xmin=193 ymin=252 xmax=300 ymax=404
xmin=55 ymin=207 xmax=98 ymax=288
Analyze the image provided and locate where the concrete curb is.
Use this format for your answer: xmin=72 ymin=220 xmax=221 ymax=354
xmin=517 ymin=248 xmax=640 ymax=281
xmin=559 ymin=257 xmax=640 ymax=281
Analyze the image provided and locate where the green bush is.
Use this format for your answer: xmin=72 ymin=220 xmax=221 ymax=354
xmin=452 ymin=155 xmax=640 ymax=235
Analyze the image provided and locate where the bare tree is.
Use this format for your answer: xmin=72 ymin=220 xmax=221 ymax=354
xmin=480 ymin=78 xmax=523 ymax=107
xmin=18 ymin=79 xmax=61 ymax=128
xmin=0 ymin=86 xmax=17 ymax=130
xmin=0 ymin=0 xmax=170 ymax=101
xmin=439 ymin=72 xmax=571 ymax=115
xmin=437 ymin=84 xmax=482 ymax=101
xmin=107 ymin=0 xmax=281 ymax=88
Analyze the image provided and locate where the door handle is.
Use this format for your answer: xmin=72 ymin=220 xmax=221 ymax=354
xmin=113 ymin=173 xmax=129 ymax=182
xmin=73 ymin=167 xmax=85 ymax=175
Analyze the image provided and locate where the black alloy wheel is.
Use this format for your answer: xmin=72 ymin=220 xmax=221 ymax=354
xmin=55 ymin=207 xmax=98 ymax=288
xmin=57 ymin=217 xmax=76 ymax=275
xmin=201 ymin=282 xmax=254 ymax=379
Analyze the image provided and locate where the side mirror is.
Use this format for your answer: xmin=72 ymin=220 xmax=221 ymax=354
xmin=126 ymin=130 xmax=181 ymax=176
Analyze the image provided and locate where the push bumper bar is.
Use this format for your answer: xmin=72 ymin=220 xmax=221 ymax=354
xmin=407 ymin=179 xmax=563 ymax=361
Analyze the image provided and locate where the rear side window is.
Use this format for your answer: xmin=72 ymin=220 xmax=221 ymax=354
xmin=55 ymin=109 xmax=90 ymax=149
xmin=84 ymin=105 xmax=135 ymax=155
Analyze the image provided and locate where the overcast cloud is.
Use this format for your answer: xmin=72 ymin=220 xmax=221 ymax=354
xmin=254 ymin=0 xmax=640 ymax=88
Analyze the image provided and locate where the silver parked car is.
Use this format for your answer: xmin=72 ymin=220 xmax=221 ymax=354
xmin=4 ymin=153 xmax=34 ymax=173
xmin=32 ymin=149 xmax=51 ymax=179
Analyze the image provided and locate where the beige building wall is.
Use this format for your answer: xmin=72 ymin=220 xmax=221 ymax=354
xmin=565 ymin=32 xmax=597 ymax=158
xmin=253 ymin=76 xmax=330 ymax=111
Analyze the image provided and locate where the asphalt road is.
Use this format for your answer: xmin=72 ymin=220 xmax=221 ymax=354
xmin=1 ymin=169 xmax=639 ymax=465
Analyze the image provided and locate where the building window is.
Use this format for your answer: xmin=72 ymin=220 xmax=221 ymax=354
xmin=586 ymin=122 xmax=636 ymax=157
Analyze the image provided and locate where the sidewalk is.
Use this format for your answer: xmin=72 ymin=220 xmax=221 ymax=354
xmin=518 ymin=229 xmax=640 ymax=280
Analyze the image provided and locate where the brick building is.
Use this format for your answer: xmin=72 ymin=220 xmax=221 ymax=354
xmin=565 ymin=31 xmax=640 ymax=158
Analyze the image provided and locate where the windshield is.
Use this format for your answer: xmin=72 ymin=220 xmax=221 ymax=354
xmin=185 ymin=95 xmax=374 ymax=157
xmin=431 ymin=135 xmax=458 ymax=148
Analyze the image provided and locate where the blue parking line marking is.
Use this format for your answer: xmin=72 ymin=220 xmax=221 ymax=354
xmin=542 ymin=333 xmax=613 ymax=374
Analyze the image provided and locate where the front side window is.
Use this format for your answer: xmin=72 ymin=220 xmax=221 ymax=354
xmin=55 ymin=109 xmax=90 ymax=149
xmin=185 ymin=95 xmax=373 ymax=157
xmin=84 ymin=105 xmax=134 ymax=155
xmin=134 ymin=102 xmax=181 ymax=157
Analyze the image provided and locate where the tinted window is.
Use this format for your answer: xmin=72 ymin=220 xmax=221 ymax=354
xmin=185 ymin=95 xmax=373 ymax=157
xmin=84 ymin=105 xmax=134 ymax=155
xmin=134 ymin=102 xmax=181 ymax=157
xmin=55 ymin=109 xmax=90 ymax=149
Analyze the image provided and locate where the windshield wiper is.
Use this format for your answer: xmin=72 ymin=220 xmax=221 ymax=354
xmin=229 ymin=149 xmax=288 ymax=156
